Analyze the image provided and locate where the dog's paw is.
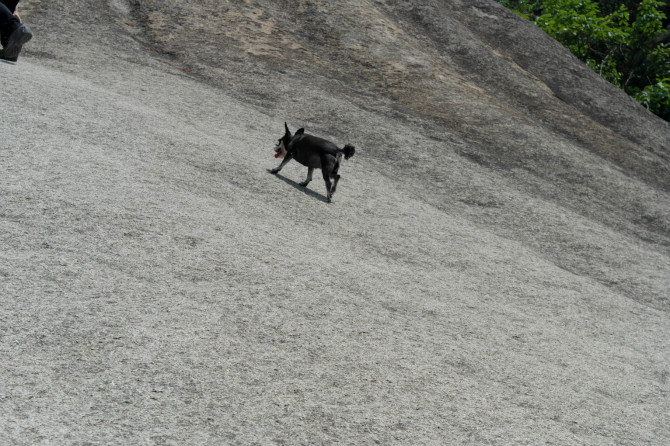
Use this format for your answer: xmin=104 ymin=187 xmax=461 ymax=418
xmin=299 ymin=181 xmax=310 ymax=187
xmin=269 ymin=168 xmax=279 ymax=174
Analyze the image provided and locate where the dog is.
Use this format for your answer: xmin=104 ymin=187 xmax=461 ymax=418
xmin=270 ymin=123 xmax=355 ymax=202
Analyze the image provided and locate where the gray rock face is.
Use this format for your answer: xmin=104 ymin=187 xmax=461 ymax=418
xmin=2 ymin=0 xmax=669 ymax=444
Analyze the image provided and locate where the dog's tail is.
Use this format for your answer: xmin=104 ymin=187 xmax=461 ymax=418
xmin=341 ymin=144 xmax=356 ymax=160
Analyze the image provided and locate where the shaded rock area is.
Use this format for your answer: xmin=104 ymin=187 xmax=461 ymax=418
xmin=2 ymin=0 xmax=669 ymax=444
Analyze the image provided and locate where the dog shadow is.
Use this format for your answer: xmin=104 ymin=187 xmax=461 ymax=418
xmin=267 ymin=169 xmax=329 ymax=203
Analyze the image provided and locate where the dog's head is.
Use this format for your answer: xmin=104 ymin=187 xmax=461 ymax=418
xmin=273 ymin=123 xmax=304 ymax=158
xmin=273 ymin=123 xmax=291 ymax=159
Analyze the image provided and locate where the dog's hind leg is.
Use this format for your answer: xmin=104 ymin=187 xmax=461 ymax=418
xmin=299 ymin=167 xmax=314 ymax=187
xmin=322 ymin=170 xmax=334 ymax=202
xmin=330 ymin=173 xmax=341 ymax=196
xmin=329 ymin=153 xmax=342 ymax=198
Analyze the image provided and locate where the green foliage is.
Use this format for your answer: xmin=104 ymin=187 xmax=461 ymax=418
xmin=632 ymin=78 xmax=670 ymax=119
xmin=498 ymin=0 xmax=670 ymax=121
xmin=498 ymin=0 xmax=542 ymax=19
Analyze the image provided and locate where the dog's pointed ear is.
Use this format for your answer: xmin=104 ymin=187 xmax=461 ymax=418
xmin=284 ymin=122 xmax=290 ymax=135
xmin=295 ymin=128 xmax=305 ymax=135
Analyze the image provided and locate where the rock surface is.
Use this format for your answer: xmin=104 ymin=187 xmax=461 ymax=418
xmin=1 ymin=0 xmax=669 ymax=444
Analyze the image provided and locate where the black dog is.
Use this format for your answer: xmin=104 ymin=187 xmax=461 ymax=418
xmin=270 ymin=123 xmax=355 ymax=202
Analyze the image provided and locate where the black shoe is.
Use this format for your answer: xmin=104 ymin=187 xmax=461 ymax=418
xmin=0 ymin=49 xmax=16 ymax=62
xmin=1 ymin=24 xmax=33 ymax=62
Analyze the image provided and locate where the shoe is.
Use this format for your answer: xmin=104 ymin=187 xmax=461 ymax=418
xmin=1 ymin=24 xmax=33 ymax=62
xmin=0 ymin=49 xmax=16 ymax=62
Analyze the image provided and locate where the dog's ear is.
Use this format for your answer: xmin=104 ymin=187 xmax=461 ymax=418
xmin=295 ymin=128 xmax=305 ymax=135
xmin=284 ymin=122 xmax=291 ymax=135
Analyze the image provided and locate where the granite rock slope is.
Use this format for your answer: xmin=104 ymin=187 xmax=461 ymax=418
xmin=1 ymin=0 xmax=669 ymax=444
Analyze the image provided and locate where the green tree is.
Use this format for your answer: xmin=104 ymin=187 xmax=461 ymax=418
xmin=499 ymin=0 xmax=670 ymax=121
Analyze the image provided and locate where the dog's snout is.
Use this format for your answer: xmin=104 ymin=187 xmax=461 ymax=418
xmin=273 ymin=142 xmax=286 ymax=159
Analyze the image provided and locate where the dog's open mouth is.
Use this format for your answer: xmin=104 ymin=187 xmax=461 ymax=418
xmin=274 ymin=143 xmax=286 ymax=159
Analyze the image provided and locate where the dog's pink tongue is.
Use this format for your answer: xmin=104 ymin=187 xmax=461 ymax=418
xmin=275 ymin=153 xmax=280 ymax=158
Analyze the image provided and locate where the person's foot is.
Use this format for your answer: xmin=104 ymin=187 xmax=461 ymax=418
xmin=1 ymin=24 xmax=33 ymax=62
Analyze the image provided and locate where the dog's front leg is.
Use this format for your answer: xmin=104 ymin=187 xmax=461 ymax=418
xmin=299 ymin=167 xmax=314 ymax=187
xmin=270 ymin=154 xmax=293 ymax=174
